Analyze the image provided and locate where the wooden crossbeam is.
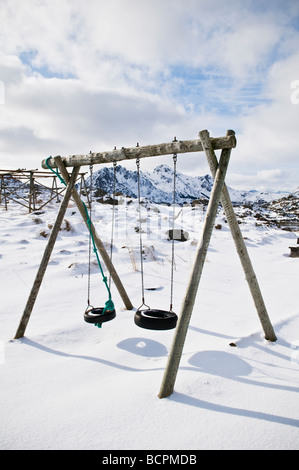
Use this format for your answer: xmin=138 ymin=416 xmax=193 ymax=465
xmin=41 ymin=133 xmax=237 ymax=169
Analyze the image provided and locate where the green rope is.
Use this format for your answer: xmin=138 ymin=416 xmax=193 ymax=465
xmin=82 ymin=202 xmax=114 ymax=314
xmin=45 ymin=156 xmax=114 ymax=320
xmin=45 ymin=156 xmax=67 ymax=186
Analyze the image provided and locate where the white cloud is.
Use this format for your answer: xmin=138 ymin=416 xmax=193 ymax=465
xmin=0 ymin=57 xmax=195 ymax=168
xmin=225 ymin=50 xmax=299 ymax=190
xmin=0 ymin=0 xmax=298 ymax=191
xmin=226 ymin=168 xmax=294 ymax=192
xmin=1 ymin=0 xmax=293 ymax=84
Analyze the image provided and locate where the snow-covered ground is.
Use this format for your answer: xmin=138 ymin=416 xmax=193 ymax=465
xmin=0 ymin=196 xmax=298 ymax=450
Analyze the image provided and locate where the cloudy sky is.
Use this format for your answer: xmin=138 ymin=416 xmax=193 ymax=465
xmin=0 ymin=0 xmax=298 ymax=191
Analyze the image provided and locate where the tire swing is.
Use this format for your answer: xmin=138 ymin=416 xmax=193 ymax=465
xmin=84 ymin=163 xmax=117 ymax=328
xmin=134 ymin=154 xmax=178 ymax=331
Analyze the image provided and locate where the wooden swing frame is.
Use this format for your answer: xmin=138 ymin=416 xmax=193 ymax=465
xmin=14 ymin=129 xmax=277 ymax=399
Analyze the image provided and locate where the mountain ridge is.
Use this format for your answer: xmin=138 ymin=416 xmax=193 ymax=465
xmin=86 ymin=164 xmax=291 ymax=205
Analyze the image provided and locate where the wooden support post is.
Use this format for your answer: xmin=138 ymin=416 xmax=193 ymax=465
xmin=199 ymin=130 xmax=277 ymax=342
xmin=51 ymin=175 xmax=60 ymax=203
xmin=158 ymin=135 xmax=232 ymax=399
xmin=29 ymin=171 xmax=35 ymax=213
xmin=55 ymin=158 xmax=133 ymax=311
xmin=14 ymin=164 xmax=80 ymax=339
xmin=0 ymin=175 xmax=8 ymax=210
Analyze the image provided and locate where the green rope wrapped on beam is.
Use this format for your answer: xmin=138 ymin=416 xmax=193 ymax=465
xmin=46 ymin=156 xmax=68 ymax=187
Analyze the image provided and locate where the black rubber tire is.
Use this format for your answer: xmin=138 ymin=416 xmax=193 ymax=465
xmin=84 ymin=307 xmax=116 ymax=324
xmin=134 ymin=309 xmax=178 ymax=330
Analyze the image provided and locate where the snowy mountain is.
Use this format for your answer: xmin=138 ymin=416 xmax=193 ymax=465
xmin=1 ymin=165 xmax=293 ymax=207
xmin=293 ymin=187 xmax=299 ymax=197
xmin=84 ymin=164 xmax=290 ymax=205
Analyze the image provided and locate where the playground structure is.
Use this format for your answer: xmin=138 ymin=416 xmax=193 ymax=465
xmin=0 ymin=168 xmax=90 ymax=213
xmin=14 ymin=130 xmax=277 ymax=399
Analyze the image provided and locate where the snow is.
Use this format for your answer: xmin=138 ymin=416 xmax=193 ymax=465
xmin=0 ymin=196 xmax=299 ymax=450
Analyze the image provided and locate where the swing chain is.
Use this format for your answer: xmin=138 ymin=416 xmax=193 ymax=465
xmin=170 ymin=153 xmax=177 ymax=312
xmin=109 ymin=162 xmax=117 ymax=290
xmin=136 ymin=158 xmax=150 ymax=311
xmin=86 ymin=164 xmax=93 ymax=309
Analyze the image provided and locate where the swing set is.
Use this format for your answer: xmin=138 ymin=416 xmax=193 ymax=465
xmin=14 ymin=129 xmax=277 ymax=398
xmin=81 ymin=153 xmax=179 ymax=330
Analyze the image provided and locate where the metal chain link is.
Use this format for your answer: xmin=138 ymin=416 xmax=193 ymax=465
xmin=170 ymin=153 xmax=177 ymax=312
xmin=86 ymin=164 xmax=93 ymax=308
xmin=136 ymin=158 xmax=150 ymax=310
xmin=109 ymin=162 xmax=117 ymax=290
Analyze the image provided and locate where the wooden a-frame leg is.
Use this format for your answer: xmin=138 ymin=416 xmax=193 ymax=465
xmin=14 ymin=164 xmax=80 ymax=339
xmin=158 ymin=136 xmax=232 ymax=398
xmin=199 ymin=130 xmax=276 ymax=342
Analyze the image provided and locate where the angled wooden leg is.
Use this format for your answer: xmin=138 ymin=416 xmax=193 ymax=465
xmin=199 ymin=130 xmax=276 ymax=342
xmin=158 ymin=139 xmax=232 ymax=398
xmin=14 ymin=165 xmax=80 ymax=339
